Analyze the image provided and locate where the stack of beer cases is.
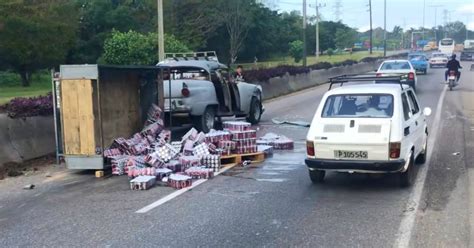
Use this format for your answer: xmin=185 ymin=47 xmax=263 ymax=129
xmin=168 ymin=174 xmax=193 ymax=189
xmin=224 ymin=121 xmax=258 ymax=154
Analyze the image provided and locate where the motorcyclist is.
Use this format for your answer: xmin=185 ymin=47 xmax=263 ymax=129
xmin=445 ymin=54 xmax=462 ymax=83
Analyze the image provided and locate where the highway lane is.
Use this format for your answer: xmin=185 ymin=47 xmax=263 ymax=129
xmin=0 ymin=66 xmax=450 ymax=247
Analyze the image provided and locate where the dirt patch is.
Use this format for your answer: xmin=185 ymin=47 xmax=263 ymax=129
xmin=0 ymin=154 xmax=56 ymax=180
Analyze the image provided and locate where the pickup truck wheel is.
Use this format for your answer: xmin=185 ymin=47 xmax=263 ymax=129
xmin=309 ymin=170 xmax=325 ymax=183
xmin=246 ymin=97 xmax=262 ymax=125
xmin=400 ymin=153 xmax=415 ymax=188
xmin=192 ymin=106 xmax=216 ymax=133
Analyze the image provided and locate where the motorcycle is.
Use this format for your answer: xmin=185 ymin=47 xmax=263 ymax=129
xmin=448 ymin=70 xmax=457 ymax=91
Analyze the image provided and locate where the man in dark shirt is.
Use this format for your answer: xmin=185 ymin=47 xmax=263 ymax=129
xmin=445 ymin=54 xmax=462 ymax=83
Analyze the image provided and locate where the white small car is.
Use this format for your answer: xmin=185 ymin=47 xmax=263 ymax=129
xmin=305 ymin=79 xmax=432 ymax=187
xmin=429 ymin=52 xmax=449 ymax=68
xmin=376 ymin=60 xmax=417 ymax=91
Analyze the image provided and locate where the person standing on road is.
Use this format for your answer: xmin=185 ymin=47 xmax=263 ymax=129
xmin=234 ymin=65 xmax=245 ymax=82
xmin=445 ymin=54 xmax=462 ymax=83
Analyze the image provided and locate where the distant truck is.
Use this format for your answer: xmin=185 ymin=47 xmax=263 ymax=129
xmin=460 ymin=40 xmax=474 ymax=61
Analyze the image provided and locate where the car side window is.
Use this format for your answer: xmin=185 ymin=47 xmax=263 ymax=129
xmin=401 ymin=93 xmax=411 ymax=121
xmin=407 ymin=90 xmax=420 ymax=115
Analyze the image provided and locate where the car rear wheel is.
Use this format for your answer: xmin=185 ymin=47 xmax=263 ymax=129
xmin=416 ymin=133 xmax=428 ymax=164
xmin=192 ymin=106 xmax=216 ymax=133
xmin=400 ymin=152 xmax=415 ymax=188
xmin=309 ymin=170 xmax=325 ymax=183
xmin=246 ymin=97 xmax=262 ymax=124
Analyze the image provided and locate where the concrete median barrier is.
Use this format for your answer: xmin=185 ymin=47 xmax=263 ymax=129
xmin=257 ymin=60 xmax=381 ymax=100
xmin=0 ymin=114 xmax=55 ymax=167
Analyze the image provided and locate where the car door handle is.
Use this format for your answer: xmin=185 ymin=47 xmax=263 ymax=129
xmin=404 ymin=127 xmax=410 ymax=136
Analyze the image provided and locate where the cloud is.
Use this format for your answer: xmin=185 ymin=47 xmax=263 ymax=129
xmin=357 ymin=25 xmax=371 ymax=32
xmin=468 ymin=22 xmax=474 ymax=31
xmin=457 ymin=3 xmax=474 ymax=14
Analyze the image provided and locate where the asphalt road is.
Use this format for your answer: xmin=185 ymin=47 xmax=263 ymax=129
xmin=0 ymin=62 xmax=472 ymax=247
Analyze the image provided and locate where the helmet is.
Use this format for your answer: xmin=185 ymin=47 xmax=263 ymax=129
xmin=451 ymin=54 xmax=456 ymax=59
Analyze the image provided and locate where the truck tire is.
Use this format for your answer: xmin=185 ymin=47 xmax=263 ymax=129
xmin=246 ymin=97 xmax=262 ymax=125
xmin=400 ymin=152 xmax=415 ymax=187
xmin=192 ymin=106 xmax=216 ymax=133
xmin=309 ymin=170 xmax=325 ymax=183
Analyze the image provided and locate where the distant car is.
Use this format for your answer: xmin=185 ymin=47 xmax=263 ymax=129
xmin=408 ymin=53 xmax=428 ymax=75
xmin=157 ymin=52 xmax=264 ymax=133
xmin=305 ymin=78 xmax=432 ymax=187
xmin=376 ymin=60 xmax=417 ymax=91
xmin=460 ymin=50 xmax=474 ymax=61
xmin=429 ymin=52 xmax=448 ymax=68
xmin=423 ymin=45 xmax=432 ymax=51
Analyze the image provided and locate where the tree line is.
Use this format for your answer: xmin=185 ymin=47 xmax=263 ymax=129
xmin=0 ymin=0 xmax=471 ymax=86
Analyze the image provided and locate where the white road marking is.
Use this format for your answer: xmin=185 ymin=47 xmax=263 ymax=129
xmin=256 ymin=178 xmax=287 ymax=182
xmin=136 ymin=164 xmax=237 ymax=214
xmin=394 ymin=85 xmax=447 ymax=248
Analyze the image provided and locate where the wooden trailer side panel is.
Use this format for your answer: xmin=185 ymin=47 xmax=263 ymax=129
xmin=61 ymin=79 xmax=96 ymax=155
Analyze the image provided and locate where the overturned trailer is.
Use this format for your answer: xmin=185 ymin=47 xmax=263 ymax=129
xmin=54 ymin=65 xmax=167 ymax=170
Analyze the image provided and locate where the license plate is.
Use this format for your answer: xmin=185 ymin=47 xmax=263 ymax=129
xmin=334 ymin=150 xmax=368 ymax=159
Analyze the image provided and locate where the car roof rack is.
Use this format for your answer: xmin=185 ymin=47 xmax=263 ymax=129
xmin=328 ymin=74 xmax=404 ymax=90
xmin=162 ymin=51 xmax=219 ymax=63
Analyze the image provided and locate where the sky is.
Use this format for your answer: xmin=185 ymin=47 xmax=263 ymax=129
xmin=263 ymin=0 xmax=474 ymax=32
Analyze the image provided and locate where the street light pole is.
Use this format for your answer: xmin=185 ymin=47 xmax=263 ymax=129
xmin=383 ymin=0 xmax=386 ymax=56
xmin=429 ymin=5 xmax=442 ymax=43
xmin=422 ymin=0 xmax=426 ymax=40
xmin=303 ymin=0 xmax=307 ymax=66
xmin=157 ymin=0 xmax=164 ymax=62
xmin=316 ymin=0 xmax=319 ymax=58
xmin=369 ymin=0 xmax=373 ymax=54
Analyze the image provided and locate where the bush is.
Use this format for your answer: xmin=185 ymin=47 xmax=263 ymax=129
xmin=288 ymin=40 xmax=304 ymax=63
xmin=326 ymin=48 xmax=334 ymax=57
xmin=244 ymin=62 xmax=334 ymax=82
xmin=333 ymin=59 xmax=358 ymax=67
xmin=101 ymin=30 xmax=190 ymax=65
xmin=360 ymin=57 xmax=379 ymax=63
xmin=308 ymin=62 xmax=333 ymax=70
xmin=2 ymin=93 xmax=53 ymax=118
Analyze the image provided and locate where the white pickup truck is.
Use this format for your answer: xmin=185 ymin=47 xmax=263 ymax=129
xmin=305 ymin=75 xmax=432 ymax=187
xmin=158 ymin=52 xmax=264 ymax=133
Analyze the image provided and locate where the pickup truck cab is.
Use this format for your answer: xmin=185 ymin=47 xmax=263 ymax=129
xmin=158 ymin=52 xmax=264 ymax=133
xmin=305 ymin=77 xmax=432 ymax=187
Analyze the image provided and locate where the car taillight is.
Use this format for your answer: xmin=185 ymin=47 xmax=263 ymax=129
xmin=376 ymin=73 xmax=382 ymax=77
xmin=306 ymin=140 xmax=315 ymax=156
xmin=389 ymin=142 xmax=401 ymax=159
xmin=408 ymin=72 xmax=415 ymax=80
xmin=181 ymin=83 xmax=190 ymax=97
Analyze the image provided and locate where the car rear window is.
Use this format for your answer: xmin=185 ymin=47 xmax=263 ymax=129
xmin=380 ymin=62 xmax=411 ymax=70
xmin=408 ymin=55 xmax=426 ymax=61
xmin=432 ymin=53 xmax=446 ymax=58
xmin=322 ymin=94 xmax=394 ymax=118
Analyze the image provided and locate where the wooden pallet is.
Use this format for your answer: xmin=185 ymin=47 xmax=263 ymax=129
xmin=220 ymin=152 xmax=265 ymax=167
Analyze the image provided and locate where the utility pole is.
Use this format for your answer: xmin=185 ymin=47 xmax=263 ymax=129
xmin=368 ymin=0 xmax=372 ymax=54
xmin=313 ymin=1 xmax=325 ymax=58
xmin=383 ymin=0 xmax=387 ymax=56
xmin=466 ymin=15 xmax=470 ymax=40
xmin=157 ymin=0 xmax=164 ymax=62
xmin=303 ymin=0 xmax=307 ymax=66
